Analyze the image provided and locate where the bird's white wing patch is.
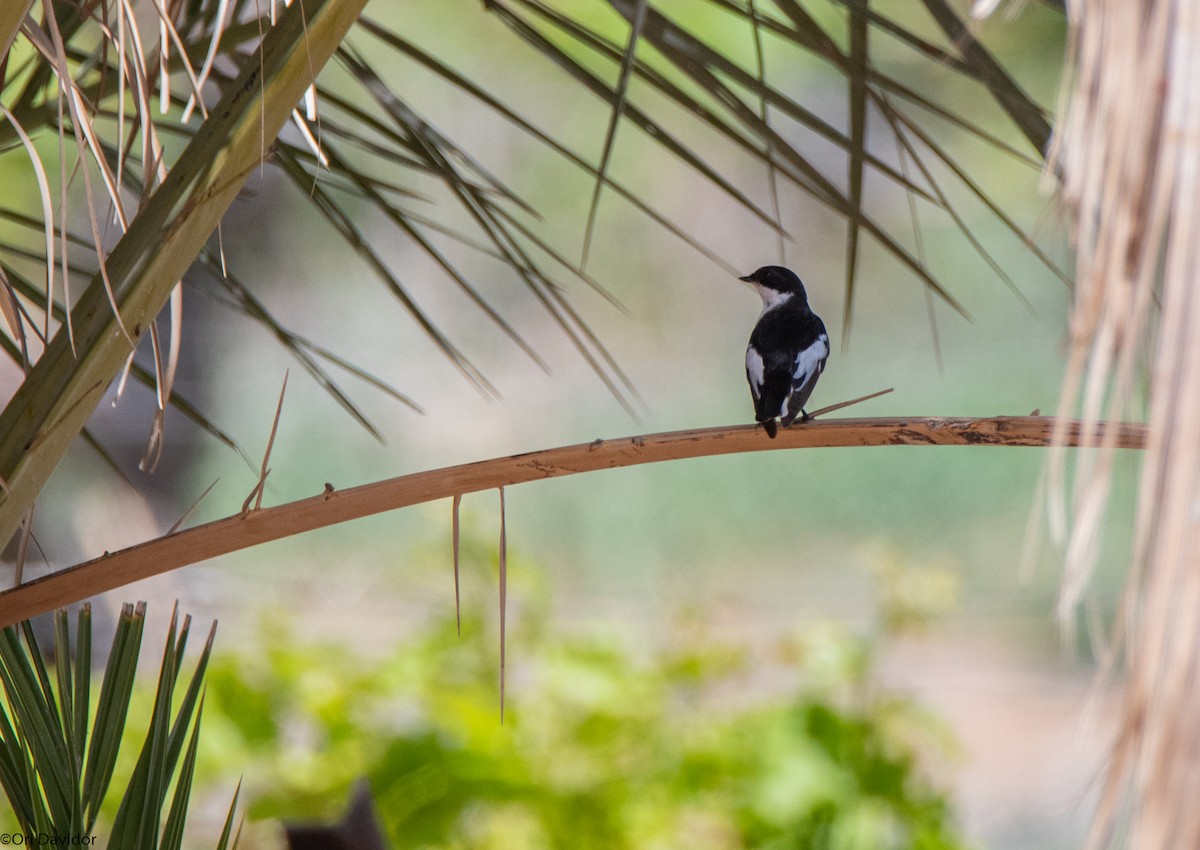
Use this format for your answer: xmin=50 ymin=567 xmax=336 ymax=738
xmin=792 ymin=333 xmax=829 ymax=387
xmin=746 ymin=346 xmax=765 ymax=399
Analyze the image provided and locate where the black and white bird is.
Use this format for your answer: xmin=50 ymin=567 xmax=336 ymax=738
xmin=740 ymin=265 xmax=829 ymax=439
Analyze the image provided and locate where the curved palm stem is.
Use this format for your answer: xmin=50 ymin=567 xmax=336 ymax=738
xmin=0 ymin=414 xmax=1147 ymax=627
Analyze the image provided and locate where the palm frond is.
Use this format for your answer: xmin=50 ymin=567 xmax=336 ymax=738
xmin=340 ymin=46 xmax=642 ymax=412
xmin=0 ymin=0 xmax=368 ymax=547
xmin=272 ymin=146 xmax=499 ymax=401
xmin=356 ymin=16 xmax=744 ymax=273
xmin=195 ymin=252 xmax=423 ymax=419
xmin=0 ymin=603 xmax=232 ymax=846
xmin=486 ymin=0 xmax=790 ymax=231
xmin=0 ymin=0 xmax=1065 ymax=552
xmin=0 ymin=240 xmax=253 ymax=471
xmin=917 ymin=0 xmax=1052 ymax=154
xmin=109 ymin=607 xmax=215 ymax=846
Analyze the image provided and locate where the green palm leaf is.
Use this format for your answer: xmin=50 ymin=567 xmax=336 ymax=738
xmin=0 ymin=603 xmax=233 ymax=848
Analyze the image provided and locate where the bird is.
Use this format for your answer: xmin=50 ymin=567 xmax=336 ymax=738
xmin=739 ymin=265 xmax=829 ymax=439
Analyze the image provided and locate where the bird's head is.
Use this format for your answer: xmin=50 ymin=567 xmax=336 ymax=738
xmin=738 ymin=265 xmax=808 ymax=307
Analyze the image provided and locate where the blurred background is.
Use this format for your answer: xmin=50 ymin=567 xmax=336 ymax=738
xmin=0 ymin=1 xmax=1135 ymax=847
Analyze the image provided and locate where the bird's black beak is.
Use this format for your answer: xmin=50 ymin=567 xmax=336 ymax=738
xmin=738 ymin=274 xmax=756 ymax=283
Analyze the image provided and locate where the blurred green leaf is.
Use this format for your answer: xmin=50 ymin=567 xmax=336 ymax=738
xmin=195 ymin=539 xmax=969 ymax=850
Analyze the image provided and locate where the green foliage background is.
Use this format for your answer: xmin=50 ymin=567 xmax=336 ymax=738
xmin=183 ymin=539 xmax=969 ymax=849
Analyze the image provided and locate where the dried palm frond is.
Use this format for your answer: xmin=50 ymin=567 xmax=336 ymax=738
xmin=1048 ymin=0 xmax=1200 ymax=845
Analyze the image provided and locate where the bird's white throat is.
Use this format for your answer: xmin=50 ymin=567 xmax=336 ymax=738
xmin=755 ymin=285 xmax=794 ymax=316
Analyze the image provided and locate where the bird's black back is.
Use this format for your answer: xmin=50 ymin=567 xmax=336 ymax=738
xmin=748 ymin=300 xmax=828 ymax=424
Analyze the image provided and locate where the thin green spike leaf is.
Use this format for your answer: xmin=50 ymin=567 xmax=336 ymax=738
xmin=484 ymin=200 xmax=629 ymax=314
xmin=292 ymin=338 xmax=424 ymax=413
xmin=282 ymin=142 xmax=430 ymax=198
xmin=891 ymin=116 xmax=1032 ymax=311
xmin=442 ymin=170 xmax=645 ymax=408
xmin=453 ymin=494 xmax=462 ymax=636
xmin=51 ymin=611 xmax=77 ymax=812
xmin=4 ymin=625 xmax=68 ymax=792
xmin=111 ymin=605 xmax=184 ymax=849
xmin=542 ymin=273 xmax=645 ymax=412
xmin=162 ymin=705 xmax=204 ymax=850
xmin=893 ymin=129 xmax=942 ymax=370
xmin=160 ymin=696 xmax=205 ymax=850
xmin=818 ymin=0 xmax=971 ymax=73
xmin=0 ymin=699 xmax=42 ymax=831
xmin=332 ymin=49 xmax=539 ymax=219
xmin=71 ymin=606 xmax=90 ymax=784
xmin=18 ymin=621 xmax=57 ymax=718
xmin=213 ymin=781 xmax=242 ymax=850
xmin=0 ymin=625 xmax=72 ymax=826
xmin=83 ymin=602 xmax=145 ymax=830
xmin=291 ymin=88 xmax=465 ymax=181
xmin=171 ymin=613 xmax=192 ymax=676
xmin=844 ymin=0 xmax=869 ymax=343
xmin=465 ymin=180 xmax=645 ymax=413
xmin=161 ymin=625 xmax=218 ymax=850
xmin=498 ymin=486 xmax=507 ymax=724
xmin=581 ymin=0 xmax=646 ymax=270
